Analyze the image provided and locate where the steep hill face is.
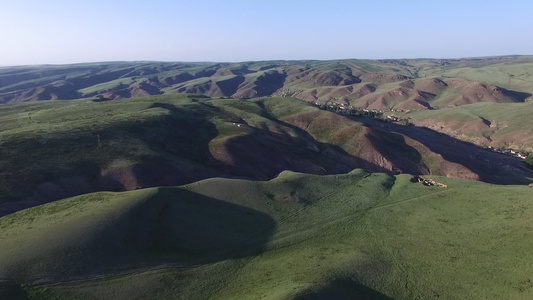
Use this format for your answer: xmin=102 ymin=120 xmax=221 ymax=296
xmin=1 ymin=95 xmax=531 ymax=217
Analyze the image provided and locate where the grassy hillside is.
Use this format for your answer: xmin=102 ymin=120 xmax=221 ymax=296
xmin=1 ymin=171 xmax=533 ymax=299
xmin=4 ymin=95 xmax=531 ymax=215
xmin=417 ymin=56 xmax=533 ymax=95
xmin=3 ymin=57 xmax=533 ymax=152
xmin=410 ymin=101 xmax=533 ymax=150
xmin=2 ymin=57 xmax=533 ymax=300
xmin=2 ymin=57 xmax=532 ymax=109
xmin=3 ymin=94 xmax=531 ymax=217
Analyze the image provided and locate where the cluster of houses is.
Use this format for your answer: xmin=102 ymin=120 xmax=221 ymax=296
xmin=386 ymin=115 xmax=401 ymax=122
xmin=310 ymin=101 xmax=410 ymax=123
xmin=310 ymin=100 xmax=531 ymax=161
xmin=389 ymin=108 xmax=411 ymax=113
xmin=488 ymin=146 xmax=529 ymax=159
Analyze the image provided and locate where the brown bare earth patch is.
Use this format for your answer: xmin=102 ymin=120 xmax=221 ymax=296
xmin=283 ymin=110 xmax=323 ymax=130
xmin=356 ymin=87 xmax=434 ymax=110
xmin=208 ymin=133 xmax=327 ymax=179
xmin=293 ymin=90 xmax=318 ymax=101
xmin=213 ymin=68 xmax=235 ymax=77
xmin=350 ymin=84 xmax=377 ymax=99
xmin=283 ymin=67 xmax=313 ymax=84
xmin=490 ymin=129 xmax=533 ymax=150
xmin=316 ymin=86 xmax=354 ymax=99
xmin=285 ymin=108 xmax=533 ymax=184
xmin=284 ymin=110 xmax=428 ymax=174
xmin=299 ymin=110 xmax=357 ymax=135
xmin=170 ymin=78 xmax=245 ymax=98
xmin=288 ymin=70 xmax=360 ymax=87
xmin=100 ymin=165 xmax=141 ymax=190
xmin=129 ymin=87 xmax=152 ymax=98
xmin=414 ymin=78 xmax=448 ymax=94
xmin=233 ymin=70 xmax=287 ymax=98
xmin=416 ymin=118 xmax=490 ymax=134
xmin=445 ymin=79 xmax=519 ymax=106
xmin=209 ymin=139 xmax=238 ymax=166
xmin=439 ymin=160 xmax=480 ymax=181
xmin=399 ymin=80 xmax=415 ymax=89
xmin=174 ymin=81 xmax=218 ymax=96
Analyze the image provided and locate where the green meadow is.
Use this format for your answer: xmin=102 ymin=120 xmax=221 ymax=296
xmin=1 ymin=170 xmax=532 ymax=299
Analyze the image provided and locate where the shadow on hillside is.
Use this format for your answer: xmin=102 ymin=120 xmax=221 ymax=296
xmin=214 ymin=100 xmax=394 ymax=179
xmin=216 ymin=75 xmax=246 ymax=96
xmin=137 ymin=81 xmax=164 ymax=95
xmin=66 ymin=67 xmax=138 ymax=90
xmin=502 ymin=88 xmax=531 ymax=102
xmin=295 ymin=278 xmax=394 ymax=300
xmin=0 ymin=282 xmax=29 ymax=300
xmin=253 ymin=71 xmax=287 ymax=96
xmin=91 ymin=188 xmax=276 ymax=271
xmin=2 ymin=188 xmax=276 ymax=284
xmin=133 ymin=188 xmax=276 ymax=263
xmin=351 ymin=115 xmax=533 ymax=184
xmin=366 ymin=130 xmax=430 ymax=175
xmin=414 ymin=99 xmax=434 ymax=110
xmin=3 ymin=99 xmax=394 ymax=217
xmin=222 ymin=128 xmax=393 ymax=180
xmin=0 ymin=100 xmax=223 ymax=217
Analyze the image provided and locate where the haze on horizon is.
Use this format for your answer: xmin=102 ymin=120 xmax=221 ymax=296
xmin=1 ymin=0 xmax=533 ymax=66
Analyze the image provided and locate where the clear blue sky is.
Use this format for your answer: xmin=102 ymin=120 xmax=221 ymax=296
xmin=1 ymin=0 xmax=532 ymax=66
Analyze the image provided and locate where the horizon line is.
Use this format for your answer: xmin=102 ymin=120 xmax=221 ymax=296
xmin=1 ymin=54 xmax=532 ymax=68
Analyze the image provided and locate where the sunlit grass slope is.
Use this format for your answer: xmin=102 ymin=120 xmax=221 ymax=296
xmin=1 ymin=170 xmax=532 ymax=299
xmin=418 ymin=58 xmax=533 ymax=94
xmin=411 ymin=101 xmax=533 ymax=150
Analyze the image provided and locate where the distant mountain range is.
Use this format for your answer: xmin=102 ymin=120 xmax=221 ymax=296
xmin=2 ymin=56 xmax=533 ymax=150
xmin=1 ymin=56 xmax=532 ymax=107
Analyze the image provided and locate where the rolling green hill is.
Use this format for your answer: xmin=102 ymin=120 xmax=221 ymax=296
xmin=2 ymin=57 xmax=532 ymax=109
xmin=410 ymin=101 xmax=533 ymax=151
xmin=2 ymin=95 xmax=531 ymax=217
xmin=3 ymin=56 xmax=533 ymax=151
xmin=1 ymin=58 xmax=533 ymax=299
xmin=1 ymin=171 xmax=532 ymax=299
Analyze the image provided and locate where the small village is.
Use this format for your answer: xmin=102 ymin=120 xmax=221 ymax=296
xmin=309 ymin=100 xmax=531 ymax=162
xmin=309 ymin=100 xmax=411 ymax=124
xmin=487 ymin=146 xmax=529 ymax=160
